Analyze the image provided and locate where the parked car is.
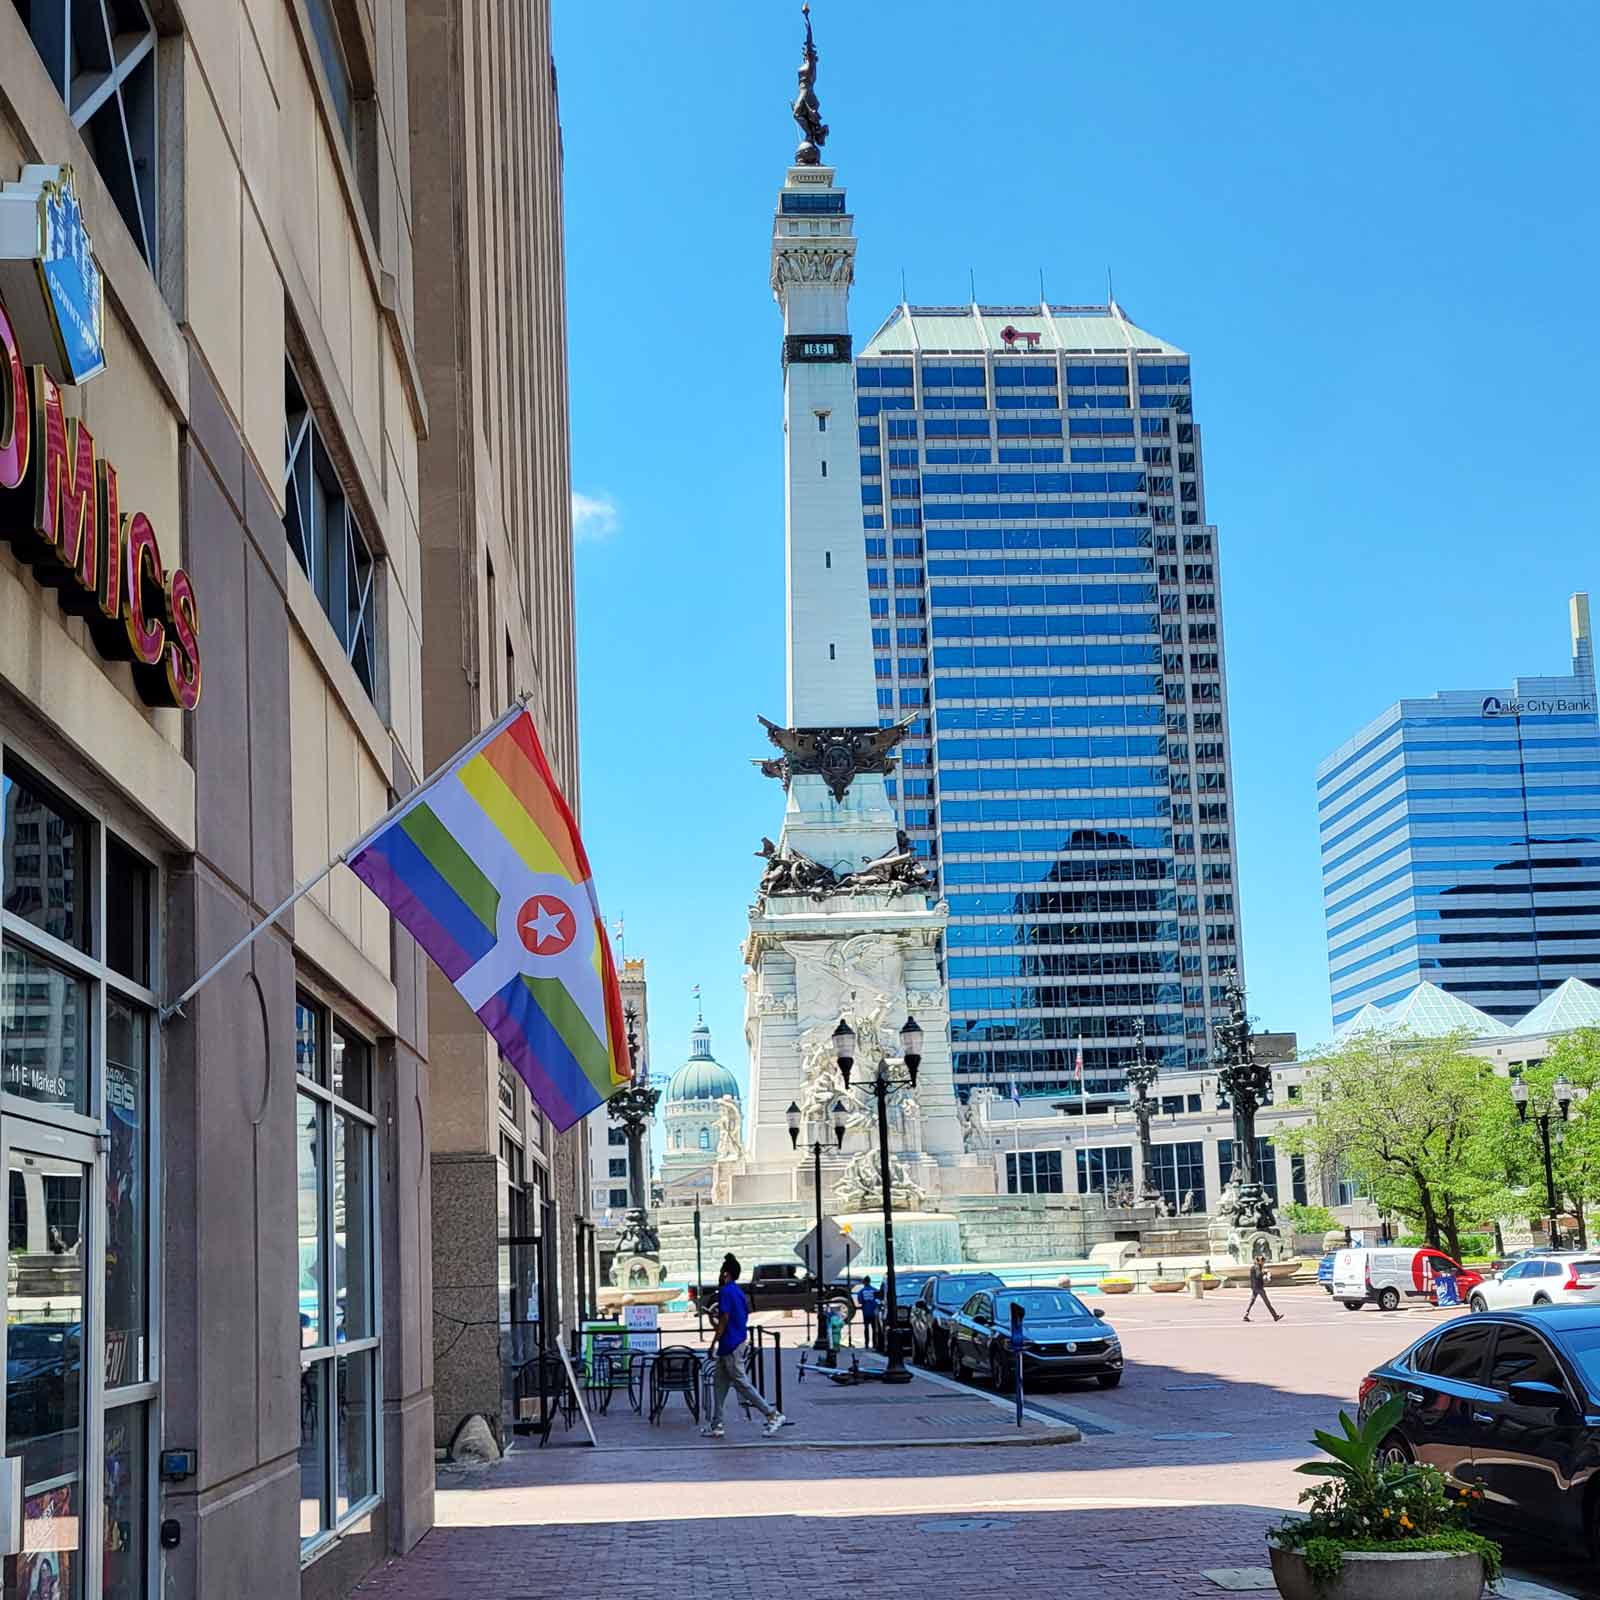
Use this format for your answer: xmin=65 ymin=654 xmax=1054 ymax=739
xmin=1489 ymin=1245 xmax=1554 ymax=1275
xmin=909 ymin=1271 xmax=1003 ymax=1367
xmin=6 ymin=1321 xmax=81 ymax=1440
xmin=947 ymin=1286 xmax=1122 ymax=1391
xmin=1469 ymin=1253 xmax=1600 ymax=1313
xmin=1317 ymin=1253 xmax=1335 ymax=1294
xmin=688 ymin=1261 xmax=853 ymax=1320
xmin=882 ymin=1270 xmax=942 ymax=1341
xmin=1331 ymin=1246 xmax=1483 ymax=1311
xmin=1356 ymin=1306 xmax=1600 ymax=1556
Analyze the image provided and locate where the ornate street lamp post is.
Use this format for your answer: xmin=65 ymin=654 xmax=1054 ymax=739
xmin=834 ymin=1014 xmax=922 ymax=1384
xmin=606 ymin=1006 xmax=662 ymax=1275
xmin=1212 ymin=970 xmax=1278 ymax=1244
xmin=1511 ymin=1073 xmax=1586 ymax=1251
xmin=788 ymin=1097 xmax=848 ymax=1359
xmin=1124 ymin=1019 xmax=1162 ymax=1206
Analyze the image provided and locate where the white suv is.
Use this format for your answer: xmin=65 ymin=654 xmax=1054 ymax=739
xmin=1468 ymin=1252 xmax=1600 ymax=1311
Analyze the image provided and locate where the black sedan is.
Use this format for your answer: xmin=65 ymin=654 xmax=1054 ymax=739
xmin=882 ymin=1271 xmax=942 ymax=1342
xmin=1356 ymin=1305 xmax=1600 ymax=1556
xmin=909 ymin=1271 xmax=1003 ymax=1368
xmin=948 ymin=1287 xmax=1123 ymax=1390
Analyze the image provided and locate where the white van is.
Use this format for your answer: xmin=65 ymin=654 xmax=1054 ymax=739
xmin=1330 ymin=1246 xmax=1481 ymax=1311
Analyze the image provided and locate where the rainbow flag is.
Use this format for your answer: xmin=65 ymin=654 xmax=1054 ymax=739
xmin=348 ymin=708 xmax=629 ymax=1130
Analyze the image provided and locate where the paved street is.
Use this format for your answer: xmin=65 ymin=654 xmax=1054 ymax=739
xmin=351 ymin=1287 xmax=1589 ymax=1599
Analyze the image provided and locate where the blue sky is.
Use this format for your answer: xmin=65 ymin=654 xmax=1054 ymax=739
xmin=553 ymin=2 xmax=1600 ymax=1095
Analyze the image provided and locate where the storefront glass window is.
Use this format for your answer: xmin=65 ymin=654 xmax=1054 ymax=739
xmin=295 ymin=993 xmax=379 ymax=1551
xmin=0 ymin=754 xmax=160 ymax=1598
xmin=105 ymin=999 xmax=148 ymax=1388
xmin=104 ymin=843 xmax=151 ymax=987
xmin=297 ymin=1095 xmax=324 ymax=1351
xmin=335 ymin=1353 xmax=374 ymax=1519
xmin=102 ymin=1405 xmax=148 ymax=1600
xmin=1 ymin=764 xmax=91 ymax=954
xmin=0 ymin=943 xmax=91 ymax=1113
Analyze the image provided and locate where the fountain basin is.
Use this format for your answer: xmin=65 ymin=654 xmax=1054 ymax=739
xmin=835 ymin=1211 xmax=960 ymax=1270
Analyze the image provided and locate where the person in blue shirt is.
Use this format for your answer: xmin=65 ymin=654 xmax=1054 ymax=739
xmin=702 ymin=1254 xmax=788 ymax=1439
xmin=857 ymin=1276 xmax=881 ymax=1352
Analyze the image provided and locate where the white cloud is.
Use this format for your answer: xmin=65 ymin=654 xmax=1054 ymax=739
xmin=572 ymin=490 xmax=619 ymax=543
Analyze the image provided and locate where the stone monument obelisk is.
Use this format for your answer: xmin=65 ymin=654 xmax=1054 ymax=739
xmin=738 ymin=7 xmax=964 ymax=1216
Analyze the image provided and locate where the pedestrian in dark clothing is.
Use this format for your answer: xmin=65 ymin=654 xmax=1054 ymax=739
xmin=1243 ymin=1253 xmax=1283 ymax=1323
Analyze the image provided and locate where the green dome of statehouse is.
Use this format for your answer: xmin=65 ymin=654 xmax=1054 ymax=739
xmin=664 ymin=1021 xmax=739 ymax=1105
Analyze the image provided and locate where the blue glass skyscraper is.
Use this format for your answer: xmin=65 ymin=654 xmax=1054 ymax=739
xmin=854 ymin=303 xmax=1243 ymax=1098
xmin=1319 ymin=595 xmax=1600 ymax=1027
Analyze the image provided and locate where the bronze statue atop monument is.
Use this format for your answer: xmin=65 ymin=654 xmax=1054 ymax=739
xmin=792 ymin=3 xmax=829 ymax=165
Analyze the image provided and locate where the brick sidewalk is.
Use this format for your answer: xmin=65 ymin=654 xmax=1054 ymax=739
xmin=348 ymin=1290 xmax=1588 ymax=1599
xmin=558 ymin=1346 xmax=1078 ymax=1451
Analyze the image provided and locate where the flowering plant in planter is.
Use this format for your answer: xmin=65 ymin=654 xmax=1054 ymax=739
xmin=1269 ymin=1396 xmax=1500 ymax=1588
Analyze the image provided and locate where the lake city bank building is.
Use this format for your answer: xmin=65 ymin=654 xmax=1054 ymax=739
xmin=0 ymin=2 xmax=448 ymax=1597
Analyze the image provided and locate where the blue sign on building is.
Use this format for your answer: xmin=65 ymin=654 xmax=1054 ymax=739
xmin=37 ymin=168 xmax=105 ymax=384
xmin=0 ymin=164 xmax=105 ymax=386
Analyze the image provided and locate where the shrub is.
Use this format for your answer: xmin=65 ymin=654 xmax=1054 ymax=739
xmin=1280 ymin=1202 xmax=1337 ymax=1236
xmin=1270 ymin=1396 xmax=1501 ymax=1586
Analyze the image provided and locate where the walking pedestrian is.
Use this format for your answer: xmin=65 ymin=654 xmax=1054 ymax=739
xmin=857 ymin=1276 xmax=882 ymax=1352
xmin=1243 ymin=1250 xmax=1283 ymax=1323
xmin=700 ymin=1254 xmax=788 ymax=1439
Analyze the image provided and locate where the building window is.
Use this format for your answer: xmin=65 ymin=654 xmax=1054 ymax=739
xmin=1 ymin=752 xmax=159 ymax=1596
xmin=303 ymin=0 xmax=355 ymax=146
xmin=284 ymin=362 xmax=379 ymax=700
xmin=698 ymin=1127 xmax=710 ymax=1151
xmin=608 ymin=1158 xmax=627 ymax=1179
xmin=1291 ymin=1154 xmax=1309 ymax=1207
xmin=607 ymin=1127 xmax=626 ymax=1147
xmin=9 ymin=0 xmax=160 ymax=269
xmin=1006 ymin=1150 xmax=1064 ymax=1194
xmin=296 ymin=995 xmax=379 ymax=1551
xmin=609 ymin=1188 xmax=629 ymax=1209
xmin=1149 ymin=1141 xmax=1206 ymax=1213
xmin=1075 ymin=1145 xmax=1134 ymax=1198
xmin=1219 ymin=1136 xmax=1278 ymax=1202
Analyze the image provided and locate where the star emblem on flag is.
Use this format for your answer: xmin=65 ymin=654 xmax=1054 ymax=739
xmin=518 ymin=893 xmax=574 ymax=955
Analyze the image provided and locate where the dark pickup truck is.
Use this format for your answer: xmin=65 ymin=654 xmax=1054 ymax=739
xmin=689 ymin=1261 xmax=855 ymax=1319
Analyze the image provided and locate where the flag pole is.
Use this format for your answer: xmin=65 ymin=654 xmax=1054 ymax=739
xmin=158 ymin=695 xmax=533 ymax=1024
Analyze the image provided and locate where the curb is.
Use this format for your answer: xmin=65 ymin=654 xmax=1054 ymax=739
xmin=590 ymin=1427 xmax=1081 ymax=1452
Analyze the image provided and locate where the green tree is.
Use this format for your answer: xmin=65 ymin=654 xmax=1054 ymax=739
xmin=1282 ymin=1030 xmax=1507 ymax=1260
xmin=1480 ymin=1031 xmax=1600 ymax=1248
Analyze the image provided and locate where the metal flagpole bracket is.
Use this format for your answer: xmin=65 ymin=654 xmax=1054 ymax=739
xmin=156 ymin=695 xmax=534 ymax=1025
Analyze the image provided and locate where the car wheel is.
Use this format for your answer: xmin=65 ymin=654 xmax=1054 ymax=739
xmin=1096 ymin=1371 xmax=1122 ymax=1389
xmin=1378 ymin=1287 xmax=1401 ymax=1312
xmin=950 ymin=1343 xmax=966 ymax=1383
xmin=1532 ymin=1293 xmax=1552 ymax=1308
xmin=1469 ymin=1294 xmax=1487 ymax=1313
xmin=989 ymin=1348 xmax=1009 ymax=1393
xmin=1343 ymin=1300 xmax=1364 ymax=1311
xmin=1378 ymin=1434 xmax=1413 ymax=1469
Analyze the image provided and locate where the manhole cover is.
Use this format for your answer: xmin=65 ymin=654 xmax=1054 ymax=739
xmin=917 ymin=1517 xmax=1016 ymax=1534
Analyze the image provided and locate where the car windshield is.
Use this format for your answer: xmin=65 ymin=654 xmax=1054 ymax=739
xmin=1559 ymin=1327 xmax=1600 ymax=1398
xmin=994 ymin=1290 xmax=1089 ymax=1320
xmin=936 ymin=1276 xmax=998 ymax=1306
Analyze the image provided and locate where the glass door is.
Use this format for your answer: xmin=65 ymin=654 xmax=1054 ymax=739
xmin=1 ymin=1125 xmax=98 ymax=1600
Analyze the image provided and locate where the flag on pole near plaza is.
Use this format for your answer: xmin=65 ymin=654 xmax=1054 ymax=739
xmin=1007 ymin=1078 xmax=1021 ymax=1107
xmin=348 ymin=708 xmax=629 ymax=1130
xmin=1075 ymin=1047 xmax=1085 ymax=1091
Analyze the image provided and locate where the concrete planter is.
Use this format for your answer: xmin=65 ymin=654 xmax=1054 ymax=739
xmin=1269 ymin=1544 xmax=1485 ymax=1600
xmin=1149 ymin=1279 xmax=1186 ymax=1293
xmin=1099 ymin=1279 xmax=1134 ymax=1294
